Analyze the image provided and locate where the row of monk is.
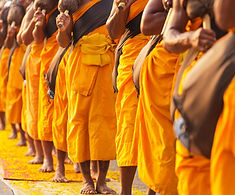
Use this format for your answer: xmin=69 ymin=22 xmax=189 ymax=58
xmin=0 ymin=0 xmax=234 ymax=194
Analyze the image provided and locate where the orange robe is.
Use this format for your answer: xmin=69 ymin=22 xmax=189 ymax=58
xmin=26 ymin=42 xmax=43 ymax=140
xmin=210 ymin=77 xmax=235 ymax=195
xmin=67 ymin=0 xmax=116 ymax=163
xmin=135 ymin=41 xmax=178 ymax=194
xmin=21 ymin=82 xmax=27 ymax=131
xmin=38 ymin=9 xmax=59 ymax=141
xmin=6 ymin=44 xmax=26 ymax=124
xmin=52 ymin=48 xmax=70 ymax=152
xmin=0 ymin=48 xmax=10 ymax=112
xmin=115 ymin=0 xmax=149 ymax=167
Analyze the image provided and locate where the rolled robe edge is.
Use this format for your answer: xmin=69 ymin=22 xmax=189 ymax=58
xmin=118 ymin=2 xmax=126 ymax=10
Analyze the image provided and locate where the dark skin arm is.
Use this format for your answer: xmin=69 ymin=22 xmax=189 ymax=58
xmin=214 ymin=0 xmax=235 ymax=30
xmin=163 ymin=0 xmax=216 ymax=53
xmin=106 ymin=0 xmax=136 ymax=39
xmin=0 ymin=20 xmax=7 ymax=47
xmin=56 ymin=11 xmax=72 ymax=48
xmin=21 ymin=6 xmax=36 ymax=45
xmin=4 ymin=24 xmax=17 ymax=49
xmin=141 ymin=0 xmax=167 ymax=36
xmin=32 ymin=7 xmax=46 ymax=44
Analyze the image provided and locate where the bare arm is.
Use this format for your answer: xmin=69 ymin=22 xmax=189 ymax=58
xmin=21 ymin=6 xmax=36 ymax=45
xmin=163 ymin=0 xmax=216 ymax=53
xmin=214 ymin=0 xmax=235 ymax=30
xmin=141 ymin=0 xmax=167 ymax=36
xmin=0 ymin=21 xmax=7 ymax=47
xmin=106 ymin=0 xmax=136 ymax=39
xmin=56 ymin=12 xmax=72 ymax=48
xmin=32 ymin=8 xmax=46 ymax=44
xmin=4 ymin=24 xmax=17 ymax=49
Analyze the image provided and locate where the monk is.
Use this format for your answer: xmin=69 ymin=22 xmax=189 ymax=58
xmin=163 ymin=0 xmax=225 ymax=194
xmin=106 ymin=0 xmax=149 ymax=194
xmin=58 ymin=0 xmax=116 ymax=193
xmin=32 ymin=0 xmax=59 ymax=172
xmin=0 ymin=1 xmax=11 ymax=130
xmin=5 ymin=2 xmax=26 ymax=146
xmin=133 ymin=0 xmax=178 ymax=194
xmin=210 ymin=1 xmax=235 ymax=194
xmin=52 ymin=0 xmax=80 ymax=182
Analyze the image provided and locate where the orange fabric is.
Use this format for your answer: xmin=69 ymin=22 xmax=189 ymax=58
xmin=135 ymin=41 xmax=178 ymax=194
xmin=6 ymin=45 xmax=26 ymax=124
xmin=115 ymin=1 xmax=149 ymax=167
xmin=0 ymin=48 xmax=10 ymax=112
xmin=115 ymin=34 xmax=148 ymax=167
xmin=67 ymin=23 xmax=116 ymax=162
xmin=38 ymin=32 xmax=59 ymax=141
xmin=210 ymin=77 xmax=235 ymax=195
xmin=26 ymin=42 xmax=43 ymax=140
xmin=175 ymin=59 xmax=211 ymax=195
xmin=52 ymin=48 xmax=70 ymax=152
xmin=21 ymin=82 xmax=27 ymax=132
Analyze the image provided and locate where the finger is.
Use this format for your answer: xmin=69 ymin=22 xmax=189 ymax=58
xmin=200 ymin=34 xmax=216 ymax=43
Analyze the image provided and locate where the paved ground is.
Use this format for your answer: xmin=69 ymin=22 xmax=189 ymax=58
xmin=0 ymin=181 xmax=14 ymax=195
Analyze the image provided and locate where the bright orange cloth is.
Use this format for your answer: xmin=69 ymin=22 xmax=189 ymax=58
xmin=21 ymin=82 xmax=27 ymax=132
xmin=135 ymin=41 xmax=178 ymax=194
xmin=175 ymin=59 xmax=211 ymax=195
xmin=6 ymin=44 xmax=26 ymax=124
xmin=0 ymin=48 xmax=10 ymax=112
xmin=67 ymin=3 xmax=116 ymax=162
xmin=26 ymin=42 xmax=43 ymax=140
xmin=115 ymin=0 xmax=149 ymax=167
xmin=38 ymin=34 xmax=59 ymax=141
xmin=52 ymin=48 xmax=70 ymax=152
xmin=38 ymin=8 xmax=59 ymax=141
xmin=210 ymin=77 xmax=235 ymax=195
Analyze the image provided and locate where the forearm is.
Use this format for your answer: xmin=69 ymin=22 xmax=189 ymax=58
xmin=106 ymin=5 xmax=130 ymax=39
xmin=141 ymin=12 xmax=167 ymax=35
xmin=163 ymin=29 xmax=193 ymax=53
xmin=22 ymin=20 xmax=36 ymax=45
xmin=0 ymin=27 xmax=7 ymax=47
xmin=4 ymin=35 xmax=15 ymax=49
xmin=56 ymin=30 xmax=71 ymax=48
xmin=33 ymin=25 xmax=45 ymax=43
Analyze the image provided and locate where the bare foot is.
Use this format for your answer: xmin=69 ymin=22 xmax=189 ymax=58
xmin=25 ymin=148 xmax=36 ymax=156
xmin=80 ymin=182 xmax=97 ymax=194
xmin=39 ymin=159 xmax=54 ymax=172
xmin=8 ymin=133 xmax=17 ymax=139
xmin=28 ymin=156 xmax=44 ymax=164
xmin=96 ymin=183 xmax=116 ymax=194
xmin=16 ymin=139 xmax=27 ymax=147
xmin=52 ymin=171 xmax=68 ymax=183
xmin=0 ymin=123 xmax=5 ymax=130
xmin=74 ymin=163 xmax=81 ymax=173
xmin=91 ymin=172 xmax=110 ymax=182
xmin=64 ymin=156 xmax=73 ymax=164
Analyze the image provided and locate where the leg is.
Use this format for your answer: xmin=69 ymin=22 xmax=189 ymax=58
xmin=39 ymin=141 xmax=54 ymax=172
xmin=91 ymin=161 xmax=98 ymax=180
xmin=74 ymin=163 xmax=81 ymax=173
xmin=16 ymin=123 xmax=26 ymax=146
xmin=0 ymin=112 xmax=5 ymax=130
xmin=8 ymin=124 xmax=17 ymax=139
xmin=80 ymin=161 xmax=96 ymax=194
xmin=52 ymin=149 xmax=68 ymax=183
xmin=96 ymin=161 xmax=116 ymax=194
xmin=28 ymin=139 xmax=43 ymax=164
xmin=119 ymin=166 xmax=137 ymax=195
xmin=147 ymin=188 xmax=156 ymax=195
xmin=25 ymin=133 xmax=36 ymax=156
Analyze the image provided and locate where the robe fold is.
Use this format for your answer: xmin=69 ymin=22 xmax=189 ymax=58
xmin=115 ymin=0 xmax=149 ymax=167
xmin=6 ymin=44 xmax=26 ymax=124
xmin=26 ymin=42 xmax=44 ymax=140
xmin=135 ymin=41 xmax=178 ymax=194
